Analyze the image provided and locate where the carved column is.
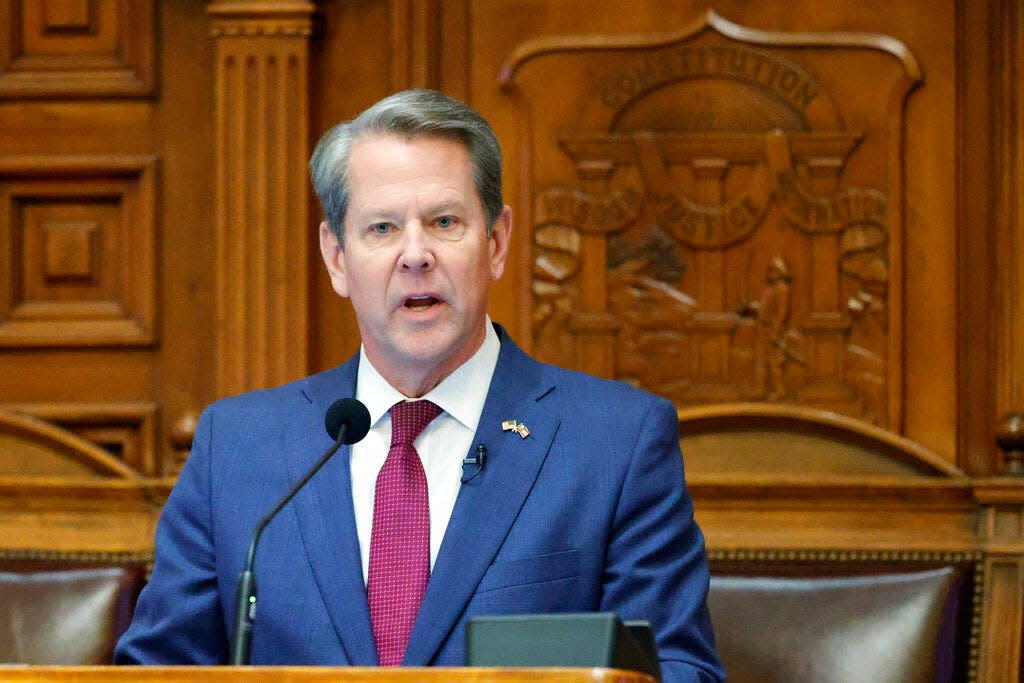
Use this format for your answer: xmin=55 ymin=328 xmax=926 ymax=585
xmin=208 ymin=0 xmax=314 ymax=396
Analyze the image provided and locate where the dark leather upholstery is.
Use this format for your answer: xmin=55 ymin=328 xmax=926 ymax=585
xmin=0 ymin=567 xmax=141 ymax=664
xmin=708 ymin=567 xmax=967 ymax=683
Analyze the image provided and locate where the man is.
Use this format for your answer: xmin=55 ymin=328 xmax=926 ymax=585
xmin=115 ymin=89 xmax=723 ymax=681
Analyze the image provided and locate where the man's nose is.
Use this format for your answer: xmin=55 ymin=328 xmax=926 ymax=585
xmin=398 ymin=222 xmax=436 ymax=270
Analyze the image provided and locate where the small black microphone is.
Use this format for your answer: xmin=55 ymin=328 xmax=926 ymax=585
xmin=230 ymin=397 xmax=370 ymax=665
xmin=461 ymin=443 xmax=487 ymax=483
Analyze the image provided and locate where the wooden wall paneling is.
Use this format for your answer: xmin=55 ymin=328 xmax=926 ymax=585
xmin=500 ymin=10 xmax=919 ymax=433
xmin=977 ymin=556 xmax=1024 ymax=682
xmin=893 ymin=1 xmax=962 ymax=463
xmin=386 ymin=0 xmax=475 ymax=95
xmin=0 ymin=0 xmax=216 ymax=547
xmin=0 ymin=0 xmax=155 ymax=99
xmin=208 ymin=0 xmax=315 ymax=396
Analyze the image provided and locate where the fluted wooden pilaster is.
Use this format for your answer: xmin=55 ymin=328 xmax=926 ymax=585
xmin=208 ymin=0 xmax=314 ymax=396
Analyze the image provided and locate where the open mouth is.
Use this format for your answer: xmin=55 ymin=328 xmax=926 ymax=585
xmin=404 ymin=296 xmax=440 ymax=311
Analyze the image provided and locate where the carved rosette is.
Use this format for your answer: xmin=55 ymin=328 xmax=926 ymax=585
xmin=207 ymin=1 xmax=315 ymax=396
xmin=502 ymin=10 xmax=919 ymax=427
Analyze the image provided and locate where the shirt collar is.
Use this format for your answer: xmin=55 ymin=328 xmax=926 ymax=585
xmin=355 ymin=318 xmax=500 ymax=431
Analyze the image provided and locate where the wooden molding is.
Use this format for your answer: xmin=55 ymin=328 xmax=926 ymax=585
xmin=207 ymin=0 xmax=316 ymax=37
xmin=501 ymin=9 xmax=921 ymax=86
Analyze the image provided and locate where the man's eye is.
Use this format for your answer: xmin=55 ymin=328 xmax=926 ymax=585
xmin=436 ymin=216 xmax=455 ymax=229
xmin=370 ymin=223 xmax=391 ymax=234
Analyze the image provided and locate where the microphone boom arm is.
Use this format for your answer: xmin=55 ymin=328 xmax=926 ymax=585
xmin=229 ymin=396 xmax=370 ymax=666
xmin=230 ymin=424 xmax=349 ymax=665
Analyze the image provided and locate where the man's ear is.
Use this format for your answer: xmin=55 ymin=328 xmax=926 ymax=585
xmin=319 ymin=221 xmax=349 ymax=298
xmin=488 ymin=206 xmax=513 ymax=281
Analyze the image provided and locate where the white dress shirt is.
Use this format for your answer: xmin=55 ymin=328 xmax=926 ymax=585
xmin=350 ymin=320 xmax=500 ymax=584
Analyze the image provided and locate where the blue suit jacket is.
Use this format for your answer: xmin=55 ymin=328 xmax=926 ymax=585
xmin=115 ymin=328 xmax=723 ymax=681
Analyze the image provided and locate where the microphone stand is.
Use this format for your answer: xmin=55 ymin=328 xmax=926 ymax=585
xmin=230 ymin=422 xmax=352 ymax=665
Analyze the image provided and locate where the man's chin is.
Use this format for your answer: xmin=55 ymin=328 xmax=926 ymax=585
xmin=391 ymin=327 xmax=479 ymax=371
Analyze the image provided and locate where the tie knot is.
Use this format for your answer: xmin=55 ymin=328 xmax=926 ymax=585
xmin=389 ymin=400 xmax=442 ymax=447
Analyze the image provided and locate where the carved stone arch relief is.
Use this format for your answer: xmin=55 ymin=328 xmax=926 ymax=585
xmin=501 ymin=9 xmax=921 ymax=429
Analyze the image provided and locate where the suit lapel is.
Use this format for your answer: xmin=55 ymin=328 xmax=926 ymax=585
xmin=288 ymin=357 xmax=380 ymax=665
xmin=403 ymin=332 xmax=560 ymax=665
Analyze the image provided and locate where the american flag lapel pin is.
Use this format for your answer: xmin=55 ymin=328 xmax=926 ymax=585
xmin=502 ymin=419 xmax=530 ymax=439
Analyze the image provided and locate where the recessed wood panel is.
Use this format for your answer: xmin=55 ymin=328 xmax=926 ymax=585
xmin=0 ymin=155 xmax=158 ymax=347
xmin=0 ymin=0 xmax=154 ymax=98
xmin=0 ymin=0 xmax=155 ymax=98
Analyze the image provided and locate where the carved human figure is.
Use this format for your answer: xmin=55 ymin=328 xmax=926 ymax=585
xmin=745 ymin=256 xmax=793 ymax=400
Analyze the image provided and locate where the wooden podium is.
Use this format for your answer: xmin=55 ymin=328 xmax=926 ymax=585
xmin=0 ymin=668 xmax=655 ymax=682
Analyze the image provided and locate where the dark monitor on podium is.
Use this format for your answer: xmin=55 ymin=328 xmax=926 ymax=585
xmin=466 ymin=612 xmax=662 ymax=682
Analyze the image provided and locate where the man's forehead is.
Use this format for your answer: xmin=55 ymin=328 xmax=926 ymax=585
xmin=349 ymin=134 xmax=469 ymax=177
xmin=345 ymin=134 xmax=478 ymax=212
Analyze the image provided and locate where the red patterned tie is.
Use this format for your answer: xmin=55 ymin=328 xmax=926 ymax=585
xmin=367 ymin=399 xmax=442 ymax=666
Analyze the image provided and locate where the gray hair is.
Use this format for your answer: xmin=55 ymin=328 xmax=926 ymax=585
xmin=309 ymin=89 xmax=504 ymax=245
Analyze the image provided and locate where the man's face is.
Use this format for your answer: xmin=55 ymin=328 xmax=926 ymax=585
xmin=319 ymin=134 xmax=511 ymax=395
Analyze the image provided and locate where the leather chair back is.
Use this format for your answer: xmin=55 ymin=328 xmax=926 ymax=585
xmin=0 ymin=567 xmax=141 ymax=664
xmin=708 ymin=566 xmax=970 ymax=683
